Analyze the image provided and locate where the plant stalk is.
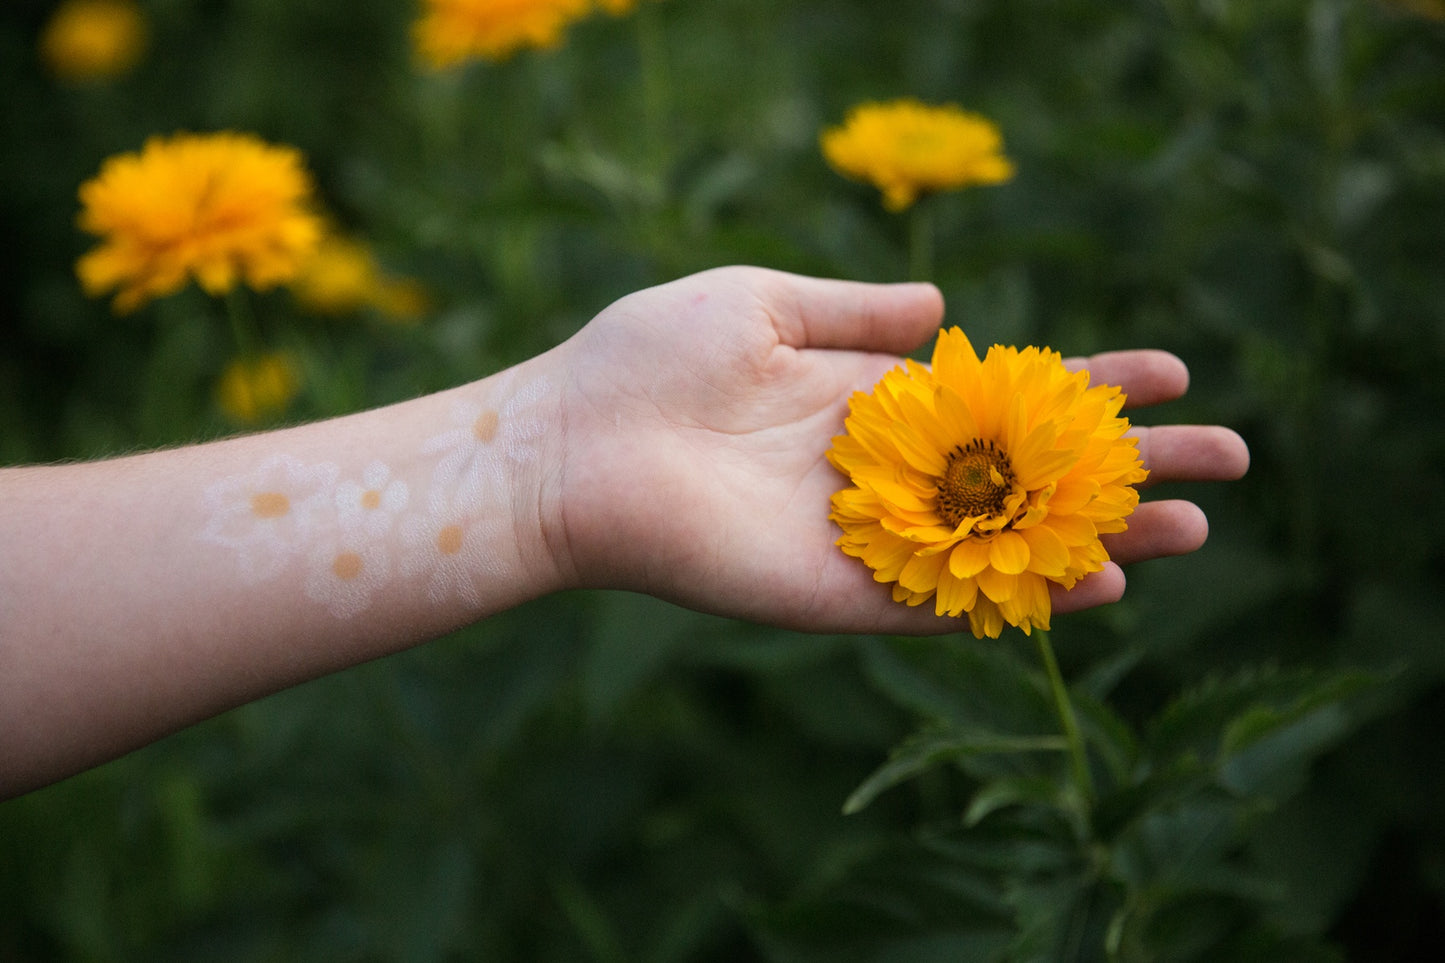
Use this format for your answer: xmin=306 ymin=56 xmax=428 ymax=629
xmin=1034 ymin=630 xmax=1094 ymax=801
xmin=224 ymin=287 xmax=262 ymax=359
xmin=908 ymin=200 xmax=934 ymax=282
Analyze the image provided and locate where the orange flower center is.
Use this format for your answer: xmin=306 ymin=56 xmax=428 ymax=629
xmin=936 ymin=440 xmax=1015 ymax=527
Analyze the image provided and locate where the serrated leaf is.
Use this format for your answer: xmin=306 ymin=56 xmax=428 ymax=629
xmin=843 ymin=727 xmax=1066 ymax=815
xmin=858 ymin=637 xmax=1055 ymax=735
xmin=1146 ymin=666 xmax=1375 ymax=768
xmin=1219 ymin=672 xmax=1372 ymax=758
xmin=964 ymin=776 xmax=1067 ymax=828
xmin=1219 ymin=703 xmax=1351 ymax=797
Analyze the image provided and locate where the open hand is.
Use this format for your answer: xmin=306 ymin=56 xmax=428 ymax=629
xmin=542 ymin=266 xmax=1249 ymax=635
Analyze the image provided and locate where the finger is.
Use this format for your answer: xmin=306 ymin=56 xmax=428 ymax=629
xmin=754 ymin=269 xmax=945 ymax=354
xmin=1065 ymin=350 xmax=1189 ymax=408
xmin=1051 ymin=563 xmax=1127 ymax=615
xmin=1101 ymin=499 xmax=1209 ymax=565
xmin=1133 ymin=425 xmax=1250 ymax=486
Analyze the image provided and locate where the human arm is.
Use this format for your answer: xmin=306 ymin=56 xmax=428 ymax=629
xmin=0 ymin=266 xmax=1248 ymax=797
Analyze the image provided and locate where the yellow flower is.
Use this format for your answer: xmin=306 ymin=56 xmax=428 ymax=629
xmin=413 ymin=0 xmax=593 ymax=69
xmin=40 ymin=0 xmax=147 ymax=83
xmin=290 ymin=235 xmax=380 ymax=315
xmin=594 ymin=0 xmax=661 ymax=14
xmin=369 ymin=278 xmax=432 ymax=323
xmin=76 ymin=132 xmax=324 ymax=314
xmin=821 ymin=99 xmax=1015 ymax=212
xmin=215 ymin=353 xmax=301 ymax=424
xmin=827 ymin=328 xmax=1148 ymax=639
xmin=290 ymin=234 xmax=430 ymax=322
xmin=1380 ymin=0 xmax=1445 ymax=19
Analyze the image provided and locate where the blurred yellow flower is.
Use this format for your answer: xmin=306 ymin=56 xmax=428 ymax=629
xmin=827 ymin=328 xmax=1147 ymax=639
xmin=290 ymin=236 xmax=377 ymax=314
xmin=594 ymin=0 xmax=661 ymax=14
xmin=215 ymin=352 xmax=301 ymax=424
xmin=290 ymin=235 xmax=430 ymax=322
xmin=76 ymin=132 xmax=324 ymax=314
xmin=369 ymin=279 xmax=432 ymax=322
xmin=39 ymin=0 xmax=147 ymax=83
xmin=413 ymin=0 xmax=593 ymax=69
xmin=821 ymin=99 xmax=1014 ymax=212
xmin=1380 ymin=0 xmax=1445 ymax=18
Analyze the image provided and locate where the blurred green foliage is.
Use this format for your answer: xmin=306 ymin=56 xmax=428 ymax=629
xmin=3 ymin=0 xmax=1444 ymax=959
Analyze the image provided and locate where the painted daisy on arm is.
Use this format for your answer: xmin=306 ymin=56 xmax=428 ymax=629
xmin=827 ymin=328 xmax=1149 ymax=639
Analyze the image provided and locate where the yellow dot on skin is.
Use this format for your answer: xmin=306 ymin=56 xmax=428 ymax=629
xmin=250 ymin=491 xmax=291 ymax=518
xmin=360 ymin=489 xmax=382 ymax=510
xmin=436 ymin=524 xmax=464 ymax=556
xmin=331 ymin=551 xmax=364 ymax=581
xmin=472 ymin=410 xmax=500 ymax=442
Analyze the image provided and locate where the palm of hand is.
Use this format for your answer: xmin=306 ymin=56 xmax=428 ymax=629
xmin=544 ymin=267 xmax=1248 ymax=636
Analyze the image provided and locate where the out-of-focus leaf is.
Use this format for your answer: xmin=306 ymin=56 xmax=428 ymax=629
xmin=843 ymin=726 xmax=1066 ymax=816
xmin=964 ymin=775 xmax=1068 ymax=828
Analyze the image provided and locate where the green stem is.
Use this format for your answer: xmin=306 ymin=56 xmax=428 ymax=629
xmin=224 ymin=287 xmax=262 ymax=359
xmin=635 ymin=0 xmax=670 ymax=182
xmin=635 ymin=1 xmax=673 ymax=206
xmin=1034 ymin=630 xmax=1094 ymax=801
xmin=908 ymin=200 xmax=934 ymax=282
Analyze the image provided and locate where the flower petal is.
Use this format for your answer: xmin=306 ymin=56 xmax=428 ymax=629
xmin=988 ymin=531 xmax=1030 ymax=575
xmin=975 ymin=565 xmax=1018 ymax=604
xmin=948 ymin=538 xmax=992 ymax=579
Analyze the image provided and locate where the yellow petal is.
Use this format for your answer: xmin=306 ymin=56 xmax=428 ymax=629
xmin=988 ymin=531 xmax=1030 ymax=575
xmin=898 ymin=551 xmax=947 ymax=594
xmin=975 ymin=566 xmax=1018 ymax=604
xmin=948 ymin=538 xmax=993 ymax=579
xmin=1020 ymin=524 xmax=1070 ymax=578
xmin=934 ymin=567 xmax=978 ymax=617
xmin=967 ymin=598 xmax=1005 ymax=639
xmin=1042 ymin=512 xmax=1097 ymax=548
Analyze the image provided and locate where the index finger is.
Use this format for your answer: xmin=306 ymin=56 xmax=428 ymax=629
xmin=756 ymin=269 xmax=946 ymax=354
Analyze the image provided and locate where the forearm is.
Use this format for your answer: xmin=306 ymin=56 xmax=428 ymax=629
xmin=0 ymin=356 xmax=564 ymax=797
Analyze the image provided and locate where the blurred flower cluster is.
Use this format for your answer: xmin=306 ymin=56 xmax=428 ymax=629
xmin=62 ymin=1 xmax=1007 ymax=432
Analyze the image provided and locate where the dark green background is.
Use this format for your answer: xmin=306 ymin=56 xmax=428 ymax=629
xmin=3 ymin=1 xmax=1443 ymax=959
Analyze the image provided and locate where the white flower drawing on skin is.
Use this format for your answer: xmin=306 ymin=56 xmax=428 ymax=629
xmin=303 ymin=460 xmax=409 ymax=618
xmin=404 ymin=378 xmax=550 ymax=607
xmin=200 ymin=454 xmax=338 ymax=582
xmin=399 ymin=509 xmax=496 ymax=608
xmin=334 ymin=460 xmax=409 ymax=539
xmin=421 ymin=377 xmax=550 ymax=517
xmin=304 ymin=535 xmax=392 ymax=619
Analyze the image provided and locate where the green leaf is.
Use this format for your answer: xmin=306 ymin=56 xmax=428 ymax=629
xmin=1146 ymin=666 xmax=1374 ymax=769
xmin=843 ymin=726 xmax=1066 ymax=816
xmin=964 ymin=776 xmax=1068 ymax=828
xmin=858 ymin=637 xmax=1056 ymax=737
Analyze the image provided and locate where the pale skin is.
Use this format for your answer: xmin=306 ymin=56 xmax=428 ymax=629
xmin=0 ymin=266 xmax=1249 ymax=798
